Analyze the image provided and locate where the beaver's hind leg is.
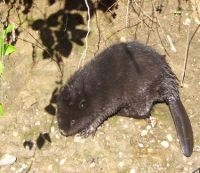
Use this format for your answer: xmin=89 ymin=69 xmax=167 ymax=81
xmin=118 ymin=101 xmax=153 ymax=119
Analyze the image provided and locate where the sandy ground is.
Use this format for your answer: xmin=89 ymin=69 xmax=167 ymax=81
xmin=0 ymin=0 xmax=200 ymax=172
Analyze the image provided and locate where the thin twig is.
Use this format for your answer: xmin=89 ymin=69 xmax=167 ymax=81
xmin=78 ymin=0 xmax=91 ymax=68
xmin=181 ymin=23 xmax=200 ymax=86
xmin=146 ymin=2 xmax=155 ymax=44
xmin=155 ymin=23 xmax=170 ymax=57
xmin=27 ymin=32 xmax=47 ymax=51
xmin=133 ymin=0 xmax=157 ymax=25
xmin=146 ymin=18 xmax=154 ymax=44
xmin=125 ymin=0 xmax=130 ymax=27
xmin=20 ymin=34 xmax=64 ymax=81
xmin=132 ymin=0 xmax=160 ymax=39
xmin=106 ymin=22 xmax=140 ymax=41
xmin=0 ymin=24 xmax=4 ymax=104
xmin=104 ymin=0 xmax=120 ymax=16
xmin=151 ymin=0 xmax=170 ymax=56
xmin=94 ymin=9 xmax=101 ymax=55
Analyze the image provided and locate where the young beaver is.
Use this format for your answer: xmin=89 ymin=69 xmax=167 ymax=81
xmin=57 ymin=41 xmax=193 ymax=157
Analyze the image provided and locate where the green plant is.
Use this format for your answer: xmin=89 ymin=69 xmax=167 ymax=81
xmin=0 ymin=23 xmax=16 ymax=116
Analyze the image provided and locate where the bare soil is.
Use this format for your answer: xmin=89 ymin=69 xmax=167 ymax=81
xmin=0 ymin=0 xmax=200 ymax=173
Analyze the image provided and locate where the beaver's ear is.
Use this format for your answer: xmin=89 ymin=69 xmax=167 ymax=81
xmin=58 ymin=85 xmax=71 ymax=102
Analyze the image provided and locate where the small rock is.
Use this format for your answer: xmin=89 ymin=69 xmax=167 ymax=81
xmin=11 ymin=167 xmax=16 ymax=171
xmin=74 ymin=135 xmax=86 ymax=143
xmin=166 ymin=134 xmax=173 ymax=142
xmin=118 ymin=161 xmax=124 ymax=168
xmin=141 ymin=130 xmax=148 ymax=136
xmin=51 ymin=126 xmax=55 ymax=133
xmin=149 ymin=117 xmax=157 ymax=127
xmin=48 ymin=164 xmax=53 ymax=171
xmin=36 ymin=110 xmax=39 ymax=115
xmin=16 ymin=164 xmax=28 ymax=173
xmin=195 ymin=18 xmax=200 ymax=25
xmin=118 ymin=152 xmax=123 ymax=157
xmin=90 ymin=162 xmax=95 ymax=168
xmin=55 ymin=133 xmax=60 ymax=139
xmin=182 ymin=83 xmax=189 ymax=88
xmin=59 ymin=158 xmax=66 ymax=165
xmin=35 ymin=121 xmax=40 ymax=126
xmin=130 ymin=168 xmax=136 ymax=173
xmin=13 ymin=132 xmax=18 ymax=137
xmin=138 ymin=143 xmax=144 ymax=148
xmin=183 ymin=18 xmax=191 ymax=26
xmin=22 ymin=126 xmax=27 ymax=131
xmin=123 ymin=124 xmax=128 ymax=128
xmin=146 ymin=125 xmax=152 ymax=130
xmin=0 ymin=154 xmax=17 ymax=166
xmin=120 ymin=37 xmax=126 ymax=42
xmin=183 ymin=166 xmax=189 ymax=172
xmin=160 ymin=140 xmax=169 ymax=148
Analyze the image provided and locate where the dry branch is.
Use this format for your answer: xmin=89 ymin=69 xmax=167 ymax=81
xmin=181 ymin=23 xmax=200 ymax=86
xmin=78 ymin=0 xmax=91 ymax=68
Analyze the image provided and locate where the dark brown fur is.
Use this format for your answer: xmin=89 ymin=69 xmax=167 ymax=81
xmin=57 ymin=41 xmax=193 ymax=157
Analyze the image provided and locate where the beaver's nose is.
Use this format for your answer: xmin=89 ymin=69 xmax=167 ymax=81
xmin=59 ymin=129 xmax=67 ymax=136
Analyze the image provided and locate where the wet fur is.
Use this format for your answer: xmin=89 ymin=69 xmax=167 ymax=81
xmin=57 ymin=41 xmax=193 ymax=157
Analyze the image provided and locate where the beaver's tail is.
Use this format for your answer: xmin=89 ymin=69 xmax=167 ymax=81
xmin=168 ymin=98 xmax=193 ymax=157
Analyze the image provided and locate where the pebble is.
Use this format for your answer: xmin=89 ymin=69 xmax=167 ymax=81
xmin=183 ymin=166 xmax=189 ymax=172
xmin=118 ymin=152 xmax=123 ymax=158
xmin=74 ymin=135 xmax=86 ymax=143
xmin=118 ymin=161 xmax=124 ymax=168
xmin=16 ymin=164 xmax=28 ymax=173
xmin=13 ymin=131 xmax=18 ymax=137
xmin=36 ymin=110 xmax=39 ymax=115
xmin=120 ymin=37 xmax=127 ymax=42
xmin=146 ymin=125 xmax=152 ymax=130
xmin=55 ymin=133 xmax=60 ymax=139
xmin=60 ymin=158 xmax=66 ymax=165
xmin=166 ymin=134 xmax=173 ymax=142
xmin=160 ymin=141 xmax=169 ymax=148
xmin=149 ymin=117 xmax=157 ymax=127
xmin=10 ymin=167 xmax=16 ymax=171
xmin=22 ymin=126 xmax=27 ymax=131
xmin=51 ymin=126 xmax=55 ymax=133
xmin=141 ymin=129 xmax=148 ymax=136
xmin=48 ymin=164 xmax=53 ymax=171
xmin=35 ymin=121 xmax=40 ymax=126
xmin=130 ymin=168 xmax=136 ymax=173
xmin=138 ymin=143 xmax=144 ymax=148
xmin=182 ymin=83 xmax=189 ymax=88
xmin=0 ymin=154 xmax=17 ymax=166
xmin=183 ymin=18 xmax=191 ymax=26
xmin=90 ymin=162 xmax=95 ymax=168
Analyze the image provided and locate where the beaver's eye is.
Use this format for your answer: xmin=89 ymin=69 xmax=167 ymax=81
xmin=70 ymin=120 xmax=75 ymax=126
xmin=78 ymin=99 xmax=87 ymax=110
